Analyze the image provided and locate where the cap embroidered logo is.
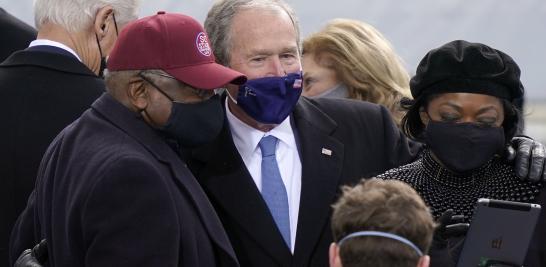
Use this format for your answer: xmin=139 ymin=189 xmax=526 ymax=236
xmin=196 ymin=32 xmax=211 ymax=56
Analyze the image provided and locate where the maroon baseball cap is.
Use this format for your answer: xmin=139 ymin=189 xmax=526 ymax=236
xmin=107 ymin=11 xmax=246 ymax=89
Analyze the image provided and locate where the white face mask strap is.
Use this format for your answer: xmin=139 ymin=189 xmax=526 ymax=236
xmin=225 ymin=89 xmax=238 ymax=104
xmin=337 ymin=230 xmax=424 ymax=257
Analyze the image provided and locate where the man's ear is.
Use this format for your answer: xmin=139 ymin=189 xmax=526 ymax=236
xmin=417 ymin=255 xmax=430 ymax=267
xmin=93 ymin=6 xmax=114 ymax=39
xmin=329 ymin=242 xmax=342 ymax=267
xmin=128 ymin=78 xmax=149 ymax=111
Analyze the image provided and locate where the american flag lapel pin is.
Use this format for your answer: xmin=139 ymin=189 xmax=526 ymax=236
xmin=321 ymin=148 xmax=332 ymax=156
xmin=293 ymin=78 xmax=302 ymax=89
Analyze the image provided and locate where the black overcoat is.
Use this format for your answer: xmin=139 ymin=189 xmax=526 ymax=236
xmin=0 ymin=49 xmax=104 ymax=266
xmin=9 ymin=94 xmax=239 ymax=267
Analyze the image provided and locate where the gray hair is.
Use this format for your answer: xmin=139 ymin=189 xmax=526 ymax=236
xmin=104 ymin=69 xmax=139 ymax=96
xmin=33 ymin=0 xmax=139 ymax=32
xmin=204 ymin=0 xmax=301 ymax=66
xmin=104 ymin=69 xmax=168 ymax=93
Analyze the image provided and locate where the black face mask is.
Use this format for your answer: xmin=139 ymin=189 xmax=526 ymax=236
xmin=161 ymin=94 xmax=224 ymax=148
xmin=95 ymin=13 xmax=119 ymax=78
xmin=424 ymin=121 xmax=505 ymax=173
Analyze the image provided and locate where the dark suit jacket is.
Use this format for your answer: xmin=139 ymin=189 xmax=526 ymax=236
xmin=9 ymin=94 xmax=239 ymax=267
xmin=0 ymin=8 xmax=36 ymax=62
xmin=187 ymin=96 xmax=418 ymax=267
xmin=0 ymin=50 xmax=104 ymax=266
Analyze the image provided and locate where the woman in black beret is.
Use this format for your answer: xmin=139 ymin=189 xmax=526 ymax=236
xmin=378 ymin=40 xmax=545 ymax=266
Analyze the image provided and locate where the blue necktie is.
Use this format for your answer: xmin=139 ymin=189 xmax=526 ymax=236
xmin=259 ymin=135 xmax=291 ymax=249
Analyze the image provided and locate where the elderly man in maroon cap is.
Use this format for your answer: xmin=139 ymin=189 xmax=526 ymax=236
xmin=9 ymin=11 xmax=246 ymax=267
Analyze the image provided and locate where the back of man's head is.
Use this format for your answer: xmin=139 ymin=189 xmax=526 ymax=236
xmin=33 ymin=0 xmax=139 ymax=32
xmin=330 ymin=179 xmax=435 ymax=267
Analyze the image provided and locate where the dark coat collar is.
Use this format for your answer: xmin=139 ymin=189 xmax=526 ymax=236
xmin=91 ymin=93 xmax=173 ymax=164
xmin=0 ymin=48 xmax=96 ymax=77
xmin=26 ymin=45 xmax=77 ymax=59
xmin=291 ymin=97 xmax=344 ymax=265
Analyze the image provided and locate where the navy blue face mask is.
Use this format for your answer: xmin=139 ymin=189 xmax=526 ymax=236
xmin=228 ymin=72 xmax=303 ymax=124
xmin=162 ymin=95 xmax=224 ymax=148
xmin=425 ymin=121 xmax=505 ymax=173
xmin=140 ymin=72 xmax=224 ymax=148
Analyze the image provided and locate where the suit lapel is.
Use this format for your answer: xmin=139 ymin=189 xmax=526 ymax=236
xmin=191 ymin=117 xmax=293 ymax=265
xmin=292 ymin=98 xmax=344 ymax=264
xmin=165 ymin=157 xmax=240 ymax=264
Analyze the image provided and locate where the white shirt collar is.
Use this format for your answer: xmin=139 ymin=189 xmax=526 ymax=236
xmin=29 ymin=39 xmax=82 ymax=62
xmin=225 ymin=97 xmax=297 ymax=158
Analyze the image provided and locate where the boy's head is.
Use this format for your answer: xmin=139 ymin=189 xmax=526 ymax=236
xmin=330 ymin=179 xmax=436 ymax=267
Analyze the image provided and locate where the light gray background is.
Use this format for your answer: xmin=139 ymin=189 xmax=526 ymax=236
xmin=2 ymin=0 xmax=546 ymax=139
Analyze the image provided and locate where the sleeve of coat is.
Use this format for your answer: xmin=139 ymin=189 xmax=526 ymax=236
xmin=8 ymin=191 xmax=39 ymax=266
xmin=378 ymin=105 xmax=422 ymax=170
xmin=81 ymin=156 xmax=180 ymax=267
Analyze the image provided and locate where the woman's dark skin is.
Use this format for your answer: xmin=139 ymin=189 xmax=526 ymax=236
xmin=420 ymin=93 xmax=505 ymax=127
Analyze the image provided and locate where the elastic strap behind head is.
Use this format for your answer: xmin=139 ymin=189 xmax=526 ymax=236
xmin=338 ymin=230 xmax=423 ymax=257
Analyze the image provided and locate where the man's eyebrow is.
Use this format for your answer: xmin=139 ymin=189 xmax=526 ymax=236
xmin=246 ymin=49 xmax=274 ymax=57
xmin=281 ymin=47 xmax=299 ymax=54
xmin=246 ymin=46 xmax=299 ymax=57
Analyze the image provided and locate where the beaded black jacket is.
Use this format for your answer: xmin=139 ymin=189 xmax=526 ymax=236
xmin=377 ymin=149 xmax=546 ymax=266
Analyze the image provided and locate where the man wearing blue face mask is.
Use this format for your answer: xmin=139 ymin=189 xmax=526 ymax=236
xmin=186 ymin=1 xmax=546 ymax=267
xmin=186 ymin=1 xmax=419 ymax=266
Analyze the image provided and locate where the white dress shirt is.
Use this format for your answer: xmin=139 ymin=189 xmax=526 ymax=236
xmin=225 ymin=99 xmax=302 ymax=252
xmin=29 ymin=39 xmax=82 ymax=62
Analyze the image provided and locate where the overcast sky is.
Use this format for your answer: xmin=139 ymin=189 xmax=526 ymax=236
xmin=2 ymin=0 xmax=545 ymax=99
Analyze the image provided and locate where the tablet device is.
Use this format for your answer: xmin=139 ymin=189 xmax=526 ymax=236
xmin=456 ymin=198 xmax=541 ymax=267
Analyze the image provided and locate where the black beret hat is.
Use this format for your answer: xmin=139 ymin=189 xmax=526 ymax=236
xmin=410 ymin=40 xmax=524 ymax=101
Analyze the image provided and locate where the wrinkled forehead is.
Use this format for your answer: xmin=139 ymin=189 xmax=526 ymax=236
xmin=231 ymin=5 xmax=298 ymax=41
xmin=229 ymin=8 xmax=298 ymax=52
xmin=231 ymin=6 xmax=295 ymax=34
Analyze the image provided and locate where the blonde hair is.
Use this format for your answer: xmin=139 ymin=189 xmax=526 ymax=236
xmin=303 ymin=19 xmax=411 ymax=125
